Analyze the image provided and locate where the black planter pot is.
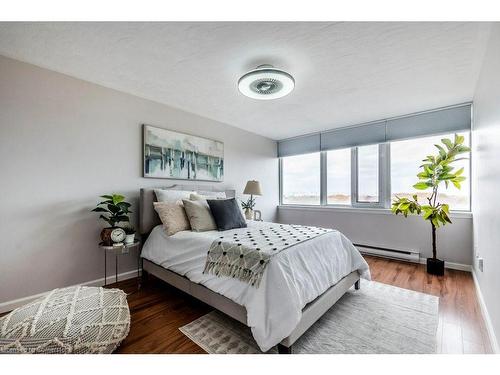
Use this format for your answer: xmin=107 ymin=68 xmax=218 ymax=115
xmin=427 ymin=258 xmax=444 ymax=276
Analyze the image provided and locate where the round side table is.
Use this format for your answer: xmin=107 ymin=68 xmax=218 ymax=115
xmin=99 ymin=240 xmax=141 ymax=288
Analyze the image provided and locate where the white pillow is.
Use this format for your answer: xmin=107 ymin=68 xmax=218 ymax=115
xmin=182 ymin=199 xmax=217 ymax=232
xmin=154 ymin=189 xmax=195 ymax=203
xmin=195 ymin=191 xmax=227 ymax=199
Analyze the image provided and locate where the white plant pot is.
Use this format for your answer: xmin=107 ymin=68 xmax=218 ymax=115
xmin=244 ymin=208 xmax=254 ymax=220
xmin=125 ymin=233 xmax=135 ymax=244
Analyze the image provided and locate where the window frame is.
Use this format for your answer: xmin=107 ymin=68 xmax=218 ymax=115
xmin=278 ymin=152 xmax=322 ymax=206
xmin=351 ymin=143 xmax=390 ymax=209
xmin=279 ymin=131 xmax=471 ymax=212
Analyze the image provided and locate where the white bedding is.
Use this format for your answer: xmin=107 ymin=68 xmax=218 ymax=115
xmin=141 ymin=221 xmax=370 ymax=352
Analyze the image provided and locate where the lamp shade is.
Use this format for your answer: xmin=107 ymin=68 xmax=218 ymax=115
xmin=243 ymin=180 xmax=262 ymax=196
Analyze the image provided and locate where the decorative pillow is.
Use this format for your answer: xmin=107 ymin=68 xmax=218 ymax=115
xmin=190 ymin=192 xmax=226 ymax=200
xmin=153 ymin=201 xmax=191 ymax=235
xmin=196 ymin=191 xmax=227 ymax=199
xmin=190 ymin=193 xmax=207 ymax=201
xmin=154 ymin=189 xmax=195 ymax=203
xmin=206 ymin=198 xmax=247 ymax=231
xmin=182 ymin=199 xmax=217 ymax=232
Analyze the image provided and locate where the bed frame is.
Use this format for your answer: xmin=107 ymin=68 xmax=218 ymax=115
xmin=139 ymin=185 xmax=360 ymax=354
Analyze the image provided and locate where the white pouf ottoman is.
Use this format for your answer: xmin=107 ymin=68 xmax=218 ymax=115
xmin=0 ymin=286 xmax=130 ymax=354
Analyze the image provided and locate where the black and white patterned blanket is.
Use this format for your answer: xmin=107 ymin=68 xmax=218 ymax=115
xmin=203 ymin=224 xmax=333 ymax=287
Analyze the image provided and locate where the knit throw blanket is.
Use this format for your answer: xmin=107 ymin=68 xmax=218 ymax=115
xmin=203 ymin=224 xmax=333 ymax=288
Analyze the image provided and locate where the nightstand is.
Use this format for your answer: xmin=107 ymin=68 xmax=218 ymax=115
xmin=99 ymin=240 xmax=141 ymax=288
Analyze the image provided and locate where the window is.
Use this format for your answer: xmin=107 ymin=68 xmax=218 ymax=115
xmin=326 ymin=148 xmax=351 ymax=205
xmin=281 ymin=152 xmax=320 ymax=205
xmin=280 ymin=132 xmax=471 ymax=212
xmin=390 ymin=132 xmax=470 ymax=211
xmin=356 ymin=144 xmax=380 ymax=203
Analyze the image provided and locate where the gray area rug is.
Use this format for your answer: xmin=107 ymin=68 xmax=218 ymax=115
xmin=179 ymin=281 xmax=439 ymax=354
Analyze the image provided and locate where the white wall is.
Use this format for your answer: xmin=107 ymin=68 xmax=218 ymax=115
xmin=0 ymin=55 xmax=278 ymax=304
xmin=472 ymin=23 xmax=500 ymax=350
xmin=278 ymin=207 xmax=472 ymax=265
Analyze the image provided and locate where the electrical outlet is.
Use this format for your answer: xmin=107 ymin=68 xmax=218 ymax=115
xmin=478 ymin=257 xmax=484 ymax=272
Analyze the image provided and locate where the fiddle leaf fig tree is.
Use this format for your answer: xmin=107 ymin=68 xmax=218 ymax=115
xmin=391 ymin=134 xmax=470 ymax=262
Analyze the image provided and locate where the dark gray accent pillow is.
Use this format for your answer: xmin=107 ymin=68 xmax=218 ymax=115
xmin=206 ymin=198 xmax=247 ymax=231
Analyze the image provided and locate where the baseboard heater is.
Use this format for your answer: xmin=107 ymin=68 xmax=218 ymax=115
xmin=354 ymin=243 xmax=420 ymax=262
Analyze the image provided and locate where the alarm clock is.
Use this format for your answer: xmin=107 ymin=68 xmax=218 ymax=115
xmin=110 ymin=228 xmax=126 ymax=244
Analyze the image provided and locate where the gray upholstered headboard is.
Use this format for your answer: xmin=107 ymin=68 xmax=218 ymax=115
xmin=139 ymin=184 xmax=236 ymax=235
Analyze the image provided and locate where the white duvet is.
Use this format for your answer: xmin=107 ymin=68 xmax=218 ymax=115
xmin=141 ymin=221 xmax=370 ymax=352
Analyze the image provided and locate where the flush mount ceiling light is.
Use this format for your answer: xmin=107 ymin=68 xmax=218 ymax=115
xmin=238 ymin=64 xmax=295 ymax=100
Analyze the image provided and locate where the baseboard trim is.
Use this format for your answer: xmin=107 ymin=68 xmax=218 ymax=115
xmin=472 ymin=270 xmax=499 ymax=353
xmin=368 ymin=253 xmax=472 ymax=272
xmin=0 ymin=269 xmax=139 ymax=314
xmin=418 ymin=258 xmax=472 ymax=272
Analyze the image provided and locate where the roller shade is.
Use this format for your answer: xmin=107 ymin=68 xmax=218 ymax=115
xmin=277 ymin=133 xmax=320 ymax=157
xmin=385 ymin=104 xmax=471 ymax=142
xmin=277 ymin=104 xmax=471 ymax=157
xmin=320 ymin=121 xmax=386 ymax=151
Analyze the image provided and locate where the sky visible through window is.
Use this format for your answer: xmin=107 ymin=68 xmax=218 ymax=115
xmin=282 ymin=132 xmax=470 ymax=210
xmin=357 ymin=144 xmax=379 ymax=203
xmin=282 ymin=153 xmax=320 ymax=205
xmin=327 ymin=148 xmax=351 ymax=204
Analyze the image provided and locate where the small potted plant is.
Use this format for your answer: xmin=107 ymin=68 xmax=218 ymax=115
xmin=92 ymin=194 xmax=132 ymax=245
xmin=122 ymin=226 xmax=136 ymax=245
xmin=241 ymin=197 xmax=256 ymax=220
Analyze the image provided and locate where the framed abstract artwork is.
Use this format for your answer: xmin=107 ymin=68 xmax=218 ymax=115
xmin=143 ymin=125 xmax=224 ymax=181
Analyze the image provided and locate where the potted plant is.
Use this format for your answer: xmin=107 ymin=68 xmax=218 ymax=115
xmin=391 ymin=134 xmax=470 ymax=275
xmin=241 ymin=197 xmax=256 ymax=220
xmin=92 ymin=194 xmax=132 ymax=245
xmin=122 ymin=225 xmax=136 ymax=245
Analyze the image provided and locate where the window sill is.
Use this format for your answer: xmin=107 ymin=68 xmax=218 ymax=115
xmin=277 ymin=204 xmax=472 ymax=219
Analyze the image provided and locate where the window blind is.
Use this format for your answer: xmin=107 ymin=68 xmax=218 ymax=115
xmin=385 ymin=104 xmax=471 ymax=142
xmin=320 ymin=121 xmax=386 ymax=151
xmin=277 ymin=133 xmax=320 ymax=157
xmin=277 ymin=104 xmax=471 ymax=157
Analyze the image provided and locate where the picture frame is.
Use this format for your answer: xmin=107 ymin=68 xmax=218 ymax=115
xmin=143 ymin=124 xmax=224 ymax=182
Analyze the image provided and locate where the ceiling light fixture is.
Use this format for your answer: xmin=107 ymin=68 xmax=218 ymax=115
xmin=238 ymin=64 xmax=295 ymax=100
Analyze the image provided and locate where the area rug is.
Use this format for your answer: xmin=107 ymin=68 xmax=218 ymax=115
xmin=179 ymin=281 xmax=439 ymax=354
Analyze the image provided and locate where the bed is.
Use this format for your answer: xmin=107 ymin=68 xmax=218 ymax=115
xmin=139 ymin=185 xmax=370 ymax=353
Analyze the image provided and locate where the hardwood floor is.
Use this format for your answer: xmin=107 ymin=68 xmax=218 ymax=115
xmin=116 ymin=277 xmax=210 ymax=354
xmin=112 ymin=255 xmax=491 ymax=354
xmin=366 ymin=256 xmax=491 ymax=354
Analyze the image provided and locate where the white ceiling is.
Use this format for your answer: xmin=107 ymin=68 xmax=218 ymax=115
xmin=0 ymin=22 xmax=492 ymax=140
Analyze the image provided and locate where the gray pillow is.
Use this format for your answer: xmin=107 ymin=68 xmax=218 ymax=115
xmin=191 ymin=193 xmax=246 ymax=220
xmin=206 ymin=198 xmax=247 ymax=231
xmin=182 ymin=199 xmax=217 ymax=232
